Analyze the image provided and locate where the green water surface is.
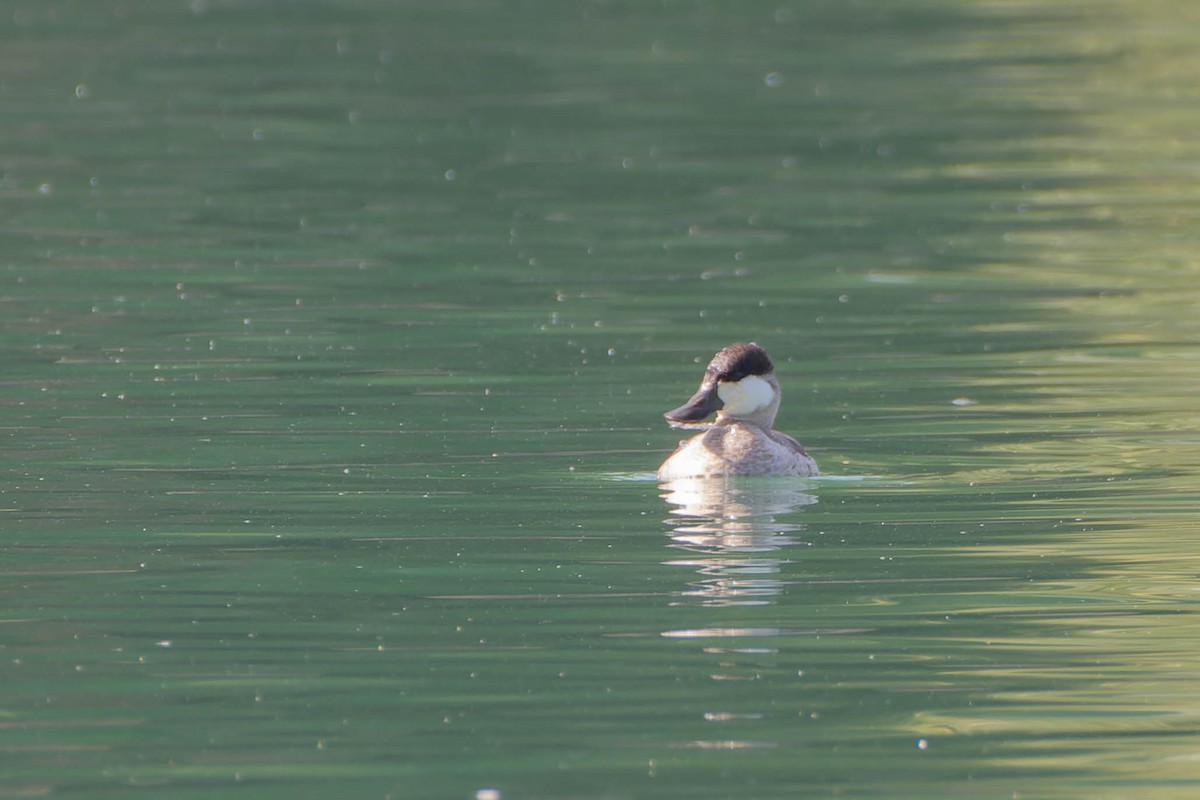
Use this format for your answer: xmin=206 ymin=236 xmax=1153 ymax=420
xmin=4 ymin=1 xmax=1200 ymax=798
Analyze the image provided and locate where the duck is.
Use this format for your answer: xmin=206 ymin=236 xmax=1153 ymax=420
xmin=657 ymin=342 xmax=819 ymax=479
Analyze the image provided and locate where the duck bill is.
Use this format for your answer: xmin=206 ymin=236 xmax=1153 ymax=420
xmin=664 ymin=381 xmax=723 ymax=424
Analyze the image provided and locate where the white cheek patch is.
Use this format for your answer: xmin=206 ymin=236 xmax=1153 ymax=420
xmin=716 ymin=375 xmax=774 ymax=416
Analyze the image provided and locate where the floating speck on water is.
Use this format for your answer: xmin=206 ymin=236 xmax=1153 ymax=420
xmin=444 ymin=169 xmax=456 ymax=181
xmin=764 ymin=72 xmax=782 ymax=87
xmin=475 ymin=790 xmax=501 ymax=800
xmin=951 ymin=397 xmax=977 ymax=406
xmin=917 ymin=739 xmax=928 ymax=750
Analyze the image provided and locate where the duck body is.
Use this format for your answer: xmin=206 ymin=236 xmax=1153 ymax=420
xmin=658 ymin=419 xmax=818 ymax=479
xmin=657 ymin=342 xmax=818 ymax=480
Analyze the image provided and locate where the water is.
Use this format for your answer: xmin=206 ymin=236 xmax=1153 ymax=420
xmin=4 ymin=1 xmax=1200 ymax=798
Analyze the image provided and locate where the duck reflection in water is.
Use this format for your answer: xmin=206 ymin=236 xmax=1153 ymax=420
xmin=660 ymin=476 xmax=817 ymax=607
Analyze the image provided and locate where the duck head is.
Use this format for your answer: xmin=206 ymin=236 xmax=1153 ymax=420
xmin=664 ymin=342 xmax=782 ymax=429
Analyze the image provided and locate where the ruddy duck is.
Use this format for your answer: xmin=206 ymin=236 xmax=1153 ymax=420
xmin=657 ymin=342 xmax=818 ymax=479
